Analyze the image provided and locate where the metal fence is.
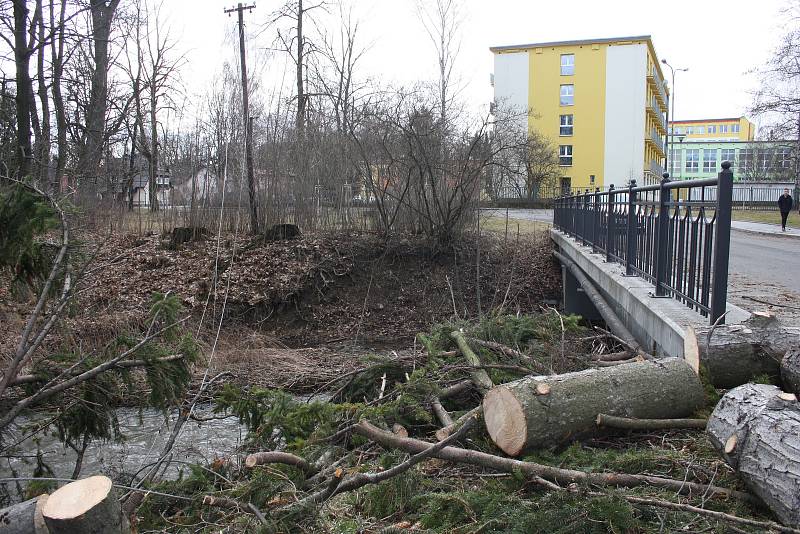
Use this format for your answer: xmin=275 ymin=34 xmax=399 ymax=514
xmin=688 ymin=182 xmax=796 ymax=211
xmin=553 ymin=164 xmax=734 ymax=324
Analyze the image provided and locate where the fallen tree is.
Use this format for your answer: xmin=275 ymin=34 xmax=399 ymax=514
xmin=782 ymin=349 xmax=800 ymax=397
xmin=707 ymin=383 xmax=800 ymax=526
xmin=685 ymin=315 xmax=800 ymax=388
xmin=483 ymin=358 xmax=705 ymax=455
xmin=0 ymin=494 xmax=49 ymax=534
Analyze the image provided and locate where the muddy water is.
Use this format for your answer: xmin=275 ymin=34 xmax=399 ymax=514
xmin=1 ymin=406 xmax=247 ymax=483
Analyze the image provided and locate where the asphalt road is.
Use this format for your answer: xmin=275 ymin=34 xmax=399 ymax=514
xmin=483 ymin=208 xmax=800 ymax=293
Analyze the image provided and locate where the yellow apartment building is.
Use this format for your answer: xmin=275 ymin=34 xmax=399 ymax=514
xmin=669 ymin=117 xmax=756 ymax=142
xmin=491 ymin=36 xmax=669 ymax=191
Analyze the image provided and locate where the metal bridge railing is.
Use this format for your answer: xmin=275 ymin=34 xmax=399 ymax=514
xmin=553 ymin=162 xmax=734 ymax=325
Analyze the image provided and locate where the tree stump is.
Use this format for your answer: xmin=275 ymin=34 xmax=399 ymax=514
xmin=42 ymin=476 xmax=130 ymax=534
xmin=263 ymin=223 xmax=301 ymax=241
xmin=167 ymin=226 xmax=208 ymax=250
xmin=684 ymin=316 xmax=800 ymax=388
xmin=483 ymin=358 xmax=704 ymax=455
xmin=0 ymin=494 xmax=49 ymax=534
xmin=781 ymin=349 xmax=800 ymax=397
xmin=707 ymin=383 xmax=800 ymax=526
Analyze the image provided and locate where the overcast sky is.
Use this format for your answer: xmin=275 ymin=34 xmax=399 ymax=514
xmin=159 ymin=0 xmax=785 ymax=129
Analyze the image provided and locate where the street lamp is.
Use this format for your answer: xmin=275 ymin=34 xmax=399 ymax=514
xmin=661 ymin=59 xmax=688 ymax=178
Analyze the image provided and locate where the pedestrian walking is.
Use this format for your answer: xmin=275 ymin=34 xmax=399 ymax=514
xmin=778 ymin=188 xmax=793 ymax=231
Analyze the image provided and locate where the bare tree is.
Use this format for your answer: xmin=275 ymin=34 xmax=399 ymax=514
xmin=417 ymin=0 xmax=462 ymax=129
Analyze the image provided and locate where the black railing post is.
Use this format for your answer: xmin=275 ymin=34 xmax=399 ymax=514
xmin=592 ymin=188 xmax=600 ymax=253
xmin=654 ymin=173 xmax=671 ymax=297
xmin=606 ymin=185 xmax=616 ymax=262
xmin=710 ymin=161 xmax=733 ymax=324
xmin=625 ymin=179 xmax=637 ymax=275
xmin=582 ymin=191 xmax=590 ymax=244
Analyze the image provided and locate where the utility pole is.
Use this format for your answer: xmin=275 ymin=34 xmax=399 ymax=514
xmin=225 ymin=2 xmax=259 ymax=234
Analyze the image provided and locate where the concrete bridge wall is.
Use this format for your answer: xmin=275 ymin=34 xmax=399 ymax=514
xmin=551 ymin=229 xmax=750 ymax=358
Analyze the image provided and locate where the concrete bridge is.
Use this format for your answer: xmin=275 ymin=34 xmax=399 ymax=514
xmin=552 ymin=229 xmax=750 ymax=358
xmin=551 ymin=168 xmax=751 ymax=359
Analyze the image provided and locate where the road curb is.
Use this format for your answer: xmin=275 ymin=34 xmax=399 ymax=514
xmin=731 ymin=226 xmax=800 ymax=239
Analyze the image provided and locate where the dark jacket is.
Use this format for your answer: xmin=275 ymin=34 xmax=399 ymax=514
xmin=779 ymin=193 xmax=793 ymax=213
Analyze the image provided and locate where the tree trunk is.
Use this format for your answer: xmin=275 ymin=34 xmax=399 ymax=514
xmin=148 ymin=83 xmax=159 ymax=211
xmin=36 ymin=0 xmax=50 ymax=186
xmin=80 ymin=0 xmax=120 ymax=182
xmin=483 ymin=358 xmax=704 ymax=455
xmin=684 ymin=315 xmax=800 ymax=388
xmin=0 ymin=494 xmax=49 ymax=534
xmin=50 ymin=0 xmax=67 ymax=192
xmin=42 ymin=476 xmax=130 ymax=534
xmin=13 ymin=0 xmax=34 ymax=177
xmin=707 ymin=383 xmax=800 ymax=527
xmin=781 ymin=349 xmax=800 ymax=397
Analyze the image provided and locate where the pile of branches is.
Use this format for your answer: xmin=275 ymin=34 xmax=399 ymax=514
xmin=119 ymin=313 xmax=798 ymax=533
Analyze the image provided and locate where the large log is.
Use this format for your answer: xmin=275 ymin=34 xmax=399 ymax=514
xmin=42 ymin=476 xmax=130 ymax=534
xmin=707 ymin=383 xmax=800 ymax=527
xmin=0 ymin=494 xmax=49 ymax=534
xmin=781 ymin=349 xmax=800 ymax=397
xmin=684 ymin=315 xmax=800 ymax=388
xmin=483 ymin=358 xmax=704 ymax=455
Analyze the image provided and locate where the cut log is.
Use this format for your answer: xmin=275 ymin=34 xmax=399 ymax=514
xmin=42 ymin=475 xmax=130 ymax=534
xmin=436 ymin=406 xmax=482 ymax=441
xmin=431 ymin=396 xmax=453 ymax=427
xmin=450 ymin=331 xmax=493 ymax=391
xmin=483 ymin=358 xmax=704 ymax=455
xmin=0 ymin=494 xmax=49 ymax=534
xmin=684 ymin=318 xmax=800 ymax=388
xmin=781 ymin=349 xmax=800 ymax=397
xmin=707 ymin=383 xmax=800 ymax=526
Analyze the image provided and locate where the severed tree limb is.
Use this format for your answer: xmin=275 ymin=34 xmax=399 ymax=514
xmin=9 ymin=355 xmax=186 ymax=387
xmin=614 ymin=494 xmax=800 ymax=534
xmin=450 ymin=331 xmax=493 ymax=391
xmin=245 ymin=451 xmax=318 ymax=475
xmin=436 ymin=405 xmax=482 ymax=441
xmin=431 ymin=396 xmax=453 ymax=427
xmin=202 ymin=495 xmax=241 ymax=510
xmin=596 ymin=413 xmax=708 ymax=430
xmin=592 ymin=358 xmax=640 ymax=367
xmin=591 ymin=351 xmax=633 ymax=362
xmin=465 ymin=337 xmax=551 ymax=375
xmin=280 ymin=468 xmax=344 ymax=514
xmin=352 ymin=420 xmax=757 ymax=504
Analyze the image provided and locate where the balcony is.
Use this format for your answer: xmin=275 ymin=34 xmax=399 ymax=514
xmin=647 ymin=66 xmax=668 ymax=111
xmin=647 ymin=96 xmax=667 ymax=134
xmin=646 ymin=127 xmax=665 ymax=156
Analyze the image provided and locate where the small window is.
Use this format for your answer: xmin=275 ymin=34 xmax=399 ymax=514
xmin=732 ymin=124 xmax=740 ymax=133
xmin=720 ymin=148 xmax=736 ymax=168
xmin=685 ymin=149 xmax=699 ymax=173
xmin=686 ymin=127 xmax=694 ymax=135
xmin=560 ymin=177 xmax=572 ymax=195
xmin=703 ymin=149 xmax=717 ymax=172
xmin=560 ymin=54 xmax=575 ymax=76
xmin=720 ymin=124 xmax=729 ymax=133
xmin=559 ymin=114 xmax=574 ymax=136
xmin=589 ymin=174 xmax=596 ymax=184
xmin=696 ymin=126 xmax=705 ymax=135
xmin=559 ymin=145 xmax=573 ymax=166
xmin=560 ymin=84 xmax=574 ymax=106
xmin=707 ymin=125 xmax=717 ymax=134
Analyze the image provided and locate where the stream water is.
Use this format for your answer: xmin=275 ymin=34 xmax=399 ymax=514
xmin=1 ymin=405 xmax=247 ymax=485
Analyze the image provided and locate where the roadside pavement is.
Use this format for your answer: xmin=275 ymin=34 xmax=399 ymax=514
xmin=731 ymin=219 xmax=800 ymax=237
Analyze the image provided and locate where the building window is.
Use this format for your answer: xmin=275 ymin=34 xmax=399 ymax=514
xmin=685 ymin=149 xmax=699 ymax=173
xmin=702 ymin=149 xmax=717 ymax=172
xmin=739 ymin=148 xmax=753 ymax=172
xmin=686 ymin=126 xmax=694 ymax=135
xmin=560 ymin=84 xmax=574 ymax=106
xmin=559 ymin=145 xmax=573 ymax=166
xmin=708 ymin=125 xmax=717 ymax=134
xmin=720 ymin=148 xmax=736 ymax=169
xmin=668 ymin=148 xmax=682 ymax=176
xmin=589 ymin=174 xmax=596 ymax=184
xmin=675 ymin=127 xmax=684 ymax=135
xmin=758 ymin=150 xmax=772 ymax=171
xmin=732 ymin=124 xmax=740 ymax=133
xmin=560 ymin=54 xmax=575 ymax=75
xmin=696 ymin=126 xmax=705 ymax=135
xmin=720 ymin=124 xmax=729 ymax=133
xmin=777 ymin=147 xmax=792 ymax=169
xmin=559 ymin=114 xmax=574 ymax=136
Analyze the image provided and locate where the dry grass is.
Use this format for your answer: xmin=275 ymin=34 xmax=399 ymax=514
xmin=481 ymin=216 xmax=550 ymax=237
xmin=732 ymin=209 xmax=800 ymax=229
